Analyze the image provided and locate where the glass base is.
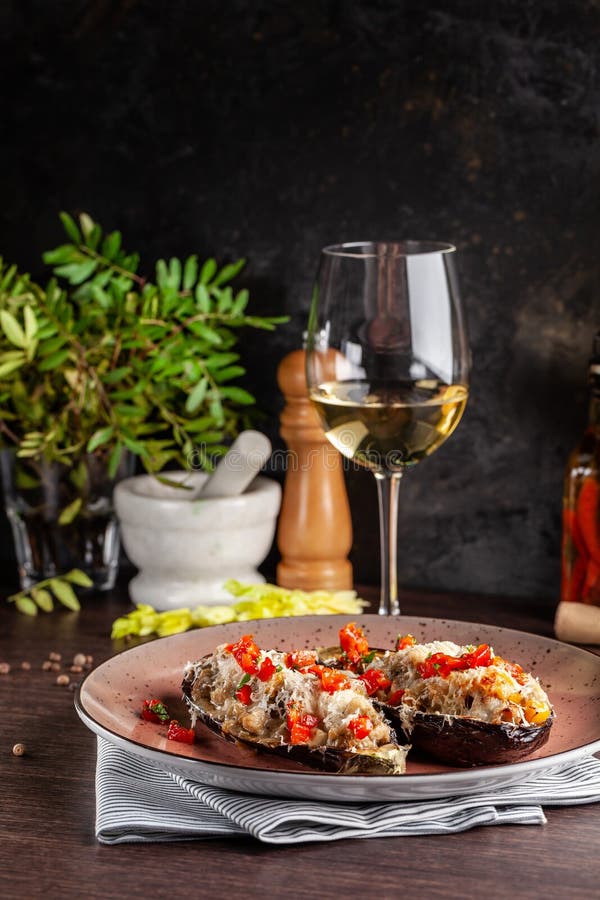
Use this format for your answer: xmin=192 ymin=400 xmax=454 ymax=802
xmin=9 ymin=509 xmax=121 ymax=592
xmin=1 ymin=448 xmax=132 ymax=593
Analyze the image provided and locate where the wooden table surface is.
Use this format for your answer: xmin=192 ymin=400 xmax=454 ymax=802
xmin=1 ymin=579 xmax=599 ymax=900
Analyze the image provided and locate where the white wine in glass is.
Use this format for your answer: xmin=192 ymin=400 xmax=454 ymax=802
xmin=306 ymin=241 xmax=470 ymax=616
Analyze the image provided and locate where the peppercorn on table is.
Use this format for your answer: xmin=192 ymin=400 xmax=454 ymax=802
xmin=1 ymin=576 xmax=599 ymax=899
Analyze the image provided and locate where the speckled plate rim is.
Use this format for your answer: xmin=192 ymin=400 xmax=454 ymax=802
xmin=75 ymin=614 xmax=600 ymax=802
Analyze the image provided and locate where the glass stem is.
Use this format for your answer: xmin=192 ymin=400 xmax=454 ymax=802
xmin=374 ymin=471 xmax=402 ymax=616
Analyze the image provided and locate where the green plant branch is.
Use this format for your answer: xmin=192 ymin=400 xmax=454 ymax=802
xmin=0 ymin=212 xmax=288 ymax=476
xmin=0 ymin=419 xmax=21 ymax=446
xmin=77 ymin=243 xmax=146 ymax=288
xmin=7 ymin=569 xmax=93 ymax=615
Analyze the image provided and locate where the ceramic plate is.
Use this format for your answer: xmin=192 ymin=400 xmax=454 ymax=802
xmin=75 ymin=614 xmax=600 ymax=801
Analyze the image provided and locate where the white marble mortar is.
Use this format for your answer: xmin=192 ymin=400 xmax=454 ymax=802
xmin=114 ymin=472 xmax=281 ymax=609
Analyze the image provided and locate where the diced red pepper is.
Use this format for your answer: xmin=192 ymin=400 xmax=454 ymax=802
xmin=284 ymin=649 xmax=317 ymax=670
xmin=167 ymin=720 xmax=195 ymax=744
xmin=141 ymin=698 xmax=170 ymax=723
xmin=339 ymin=622 xmax=370 ymax=666
xmin=257 ymin=657 xmax=277 ymax=681
xmin=235 ymin=684 xmax=252 ymax=705
xmin=286 ymin=703 xmax=320 ymax=745
xmin=359 ymin=667 xmax=392 ymax=696
xmin=308 ymin=664 xmax=351 ymax=693
xmin=387 ymin=688 xmax=405 ymax=705
xmin=463 ymin=644 xmax=494 ymax=668
xmin=417 ymin=653 xmax=453 ymax=679
xmin=395 ymin=634 xmax=416 ymax=650
xmin=347 ymin=715 xmax=373 ymax=740
xmin=288 ymin=723 xmax=310 ymax=744
xmin=226 ymin=634 xmax=261 ymax=675
xmin=417 ymin=644 xmax=494 ymax=679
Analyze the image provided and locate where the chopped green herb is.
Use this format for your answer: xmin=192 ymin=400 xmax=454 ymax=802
xmin=235 ymin=672 xmax=251 ymax=692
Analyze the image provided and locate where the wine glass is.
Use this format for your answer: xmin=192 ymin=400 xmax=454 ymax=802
xmin=306 ymin=241 xmax=470 ymax=615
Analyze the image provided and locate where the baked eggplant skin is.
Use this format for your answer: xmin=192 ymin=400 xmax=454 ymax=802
xmin=317 ymin=644 xmax=554 ymax=768
xmin=181 ymin=670 xmax=407 ymax=776
xmin=385 ymin=708 xmax=554 ymax=767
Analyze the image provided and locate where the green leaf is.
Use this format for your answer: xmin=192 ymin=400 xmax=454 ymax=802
xmin=190 ymin=322 xmax=222 ymax=345
xmin=42 ymin=245 xmax=79 ymax=266
xmin=216 ymin=286 xmax=233 ymax=313
xmin=183 ymin=255 xmax=198 ymax=291
xmin=0 ymin=263 xmax=17 ymax=290
xmin=15 ymin=595 xmax=38 ymax=616
xmin=49 ymin=578 xmax=81 ymax=611
xmin=156 ymin=258 xmax=169 ymax=289
xmin=24 ymin=338 xmax=38 ymax=362
xmin=101 ymin=366 xmax=132 ymax=384
xmin=91 ymin=268 xmax=114 ymax=289
xmin=219 ymin=386 xmax=255 ymax=405
xmin=39 ymin=335 xmax=66 ymax=355
xmin=203 ymin=352 xmax=240 ymax=370
xmin=79 ymin=212 xmax=96 ymax=239
xmin=58 ymin=497 xmax=83 ymax=525
xmin=160 ymin=360 xmax=185 ymax=378
xmin=15 ymin=468 xmax=40 ymax=489
xmin=114 ymin=404 xmax=145 ymax=418
xmin=0 ymin=310 xmax=27 ymax=348
xmin=168 ymin=257 xmax=182 ymax=290
xmin=108 ymin=443 xmax=124 ymax=478
xmin=183 ymin=359 xmax=202 ymax=381
xmin=59 ymin=211 xmax=82 ymax=243
xmin=31 ymin=588 xmax=54 ymax=612
xmin=0 ymin=356 xmax=26 ymax=378
xmin=185 ymin=377 xmax=208 ymax=414
xmin=195 ymin=283 xmax=211 ymax=312
xmin=38 ymin=349 xmax=71 ymax=371
xmin=144 ymin=448 xmax=178 ymax=472
xmin=240 ymin=317 xmax=276 ymax=330
xmin=16 ymin=448 xmax=43 ymax=458
xmin=209 ymin=393 xmax=224 ymax=424
xmin=86 ymin=224 xmax=102 ymax=251
xmin=54 ymin=260 xmax=98 ymax=285
xmin=212 ymin=258 xmax=245 ymax=286
xmin=36 ymin=323 xmax=59 ymax=340
xmin=87 ymin=426 xmax=114 ymax=453
xmin=199 ymin=258 xmax=217 ymax=284
xmin=231 ymin=289 xmax=249 ymax=315
xmin=122 ymin=436 xmax=146 ymax=454
xmin=213 ymin=365 xmax=245 ymax=383
xmin=64 ymin=569 xmax=94 ymax=587
xmin=188 ymin=430 xmax=224 ymax=444
xmin=102 ymin=231 xmax=122 ymax=260
xmin=109 ymin=382 xmax=147 ymax=400
xmin=23 ymin=306 xmax=38 ymax=341
xmin=181 ymin=416 xmax=216 ymax=433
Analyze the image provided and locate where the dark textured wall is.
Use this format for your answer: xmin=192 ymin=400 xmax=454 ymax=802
xmin=0 ymin=0 xmax=599 ymax=604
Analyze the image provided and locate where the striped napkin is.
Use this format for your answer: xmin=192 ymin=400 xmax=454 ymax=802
xmin=95 ymin=738 xmax=600 ymax=845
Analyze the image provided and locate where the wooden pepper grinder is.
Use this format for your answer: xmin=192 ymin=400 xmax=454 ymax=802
xmin=276 ymin=348 xmax=353 ymax=590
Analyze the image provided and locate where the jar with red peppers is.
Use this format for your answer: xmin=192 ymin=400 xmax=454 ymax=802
xmin=561 ymin=332 xmax=600 ymax=604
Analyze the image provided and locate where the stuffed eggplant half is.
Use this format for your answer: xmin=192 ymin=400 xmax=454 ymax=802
xmin=318 ymin=624 xmax=554 ymax=768
xmin=182 ymin=635 xmax=408 ymax=775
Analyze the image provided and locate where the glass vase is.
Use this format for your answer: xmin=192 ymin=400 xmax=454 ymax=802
xmin=0 ymin=449 xmax=134 ymax=591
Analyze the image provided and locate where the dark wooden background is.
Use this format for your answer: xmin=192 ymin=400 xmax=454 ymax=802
xmin=0 ymin=0 xmax=598 ymax=605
